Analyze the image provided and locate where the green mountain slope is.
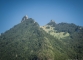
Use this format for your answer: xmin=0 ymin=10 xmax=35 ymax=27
xmin=0 ymin=17 xmax=83 ymax=60
xmin=41 ymin=20 xmax=83 ymax=60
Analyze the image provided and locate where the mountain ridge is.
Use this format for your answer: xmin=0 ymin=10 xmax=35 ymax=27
xmin=0 ymin=16 xmax=83 ymax=60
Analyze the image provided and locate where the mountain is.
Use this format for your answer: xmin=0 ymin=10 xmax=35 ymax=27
xmin=41 ymin=20 xmax=83 ymax=60
xmin=0 ymin=16 xmax=83 ymax=60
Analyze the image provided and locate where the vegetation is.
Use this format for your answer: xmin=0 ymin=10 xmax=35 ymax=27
xmin=0 ymin=18 xmax=83 ymax=60
xmin=47 ymin=21 xmax=83 ymax=60
xmin=41 ymin=25 xmax=70 ymax=39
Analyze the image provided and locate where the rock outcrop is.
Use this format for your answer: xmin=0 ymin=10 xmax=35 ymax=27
xmin=21 ymin=15 xmax=28 ymax=22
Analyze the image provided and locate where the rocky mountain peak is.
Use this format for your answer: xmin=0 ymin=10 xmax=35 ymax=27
xmin=47 ymin=20 xmax=56 ymax=26
xmin=21 ymin=15 xmax=28 ymax=22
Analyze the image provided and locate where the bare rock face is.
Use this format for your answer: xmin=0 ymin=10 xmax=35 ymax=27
xmin=21 ymin=15 xmax=28 ymax=22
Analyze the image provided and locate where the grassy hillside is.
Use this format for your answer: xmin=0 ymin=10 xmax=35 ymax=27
xmin=0 ymin=18 xmax=70 ymax=60
xmin=40 ymin=25 xmax=70 ymax=39
xmin=0 ymin=18 xmax=83 ymax=60
xmin=43 ymin=21 xmax=83 ymax=60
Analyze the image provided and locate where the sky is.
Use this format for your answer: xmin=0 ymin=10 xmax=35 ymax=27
xmin=0 ymin=0 xmax=83 ymax=33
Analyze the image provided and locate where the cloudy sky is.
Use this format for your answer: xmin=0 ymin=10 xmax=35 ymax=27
xmin=0 ymin=0 xmax=83 ymax=33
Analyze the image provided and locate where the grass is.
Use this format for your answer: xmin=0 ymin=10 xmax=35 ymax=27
xmin=40 ymin=25 xmax=70 ymax=39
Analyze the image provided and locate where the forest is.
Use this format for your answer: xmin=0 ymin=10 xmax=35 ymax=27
xmin=0 ymin=18 xmax=83 ymax=60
